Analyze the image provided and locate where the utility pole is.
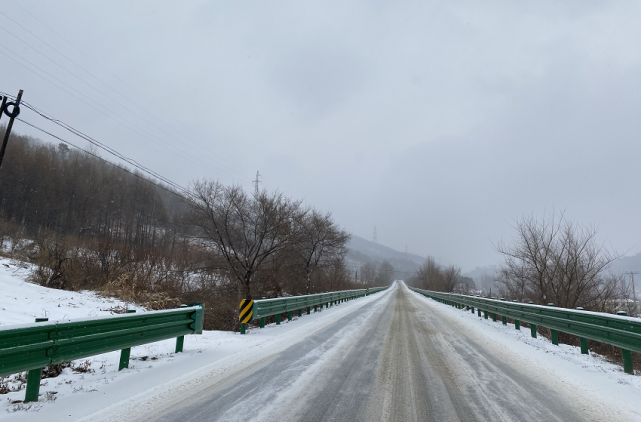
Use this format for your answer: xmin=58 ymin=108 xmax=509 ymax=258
xmin=624 ymin=271 xmax=639 ymax=315
xmin=0 ymin=89 xmax=23 ymax=169
xmin=252 ymin=171 xmax=261 ymax=194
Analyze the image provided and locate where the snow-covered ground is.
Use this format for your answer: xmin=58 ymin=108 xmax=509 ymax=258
xmin=7 ymin=262 xmax=639 ymax=421
xmin=408 ymin=287 xmax=641 ymax=421
xmin=0 ymin=260 xmax=147 ymax=327
xmin=0 ymin=258 xmax=392 ymax=420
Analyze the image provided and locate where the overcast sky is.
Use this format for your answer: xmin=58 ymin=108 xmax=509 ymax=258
xmin=2 ymin=0 xmax=641 ymax=271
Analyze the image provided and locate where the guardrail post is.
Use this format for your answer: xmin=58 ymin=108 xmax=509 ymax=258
xmin=530 ymin=324 xmax=537 ymax=338
xmin=580 ymin=337 xmax=589 ymax=354
xmin=298 ymin=309 xmax=302 ymax=317
xmin=307 ymin=306 xmax=311 ymax=315
xmin=24 ymin=317 xmax=48 ymax=403
xmin=240 ymin=323 xmax=246 ymax=334
xmin=471 ymin=306 xmax=474 ymax=314
xmin=492 ymin=313 xmax=497 ymax=322
xmin=175 ymin=304 xmax=187 ymax=352
xmin=515 ymin=319 xmax=520 ymax=330
xmin=276 ymin=314 xmax=281 ymax=325
xmin=622 ymin=348 xmax=634 ymax=374
xmin=288 ymin=311 xmax=292 ymax=321
xmin=477 ymin=309 xmax=481 ymax=317
xmin=260 ymin=317 xmax=265 ymax=328
xmin=119 ymin=310 xmax=136 ymax=370
xmin=616 ymin=311 xmax=634 ymax=374
xmin=175 ymin=335 xmax=185 ymax=353
xmin=502 ymin=315 xmax=507 ymax=325
xmin=314 ymin=305 xmax=317 ymax=313
xmin=547 ymin=304 xmax=559 ymax=345
xmin=484 ymin=310 xmax=488 ymax=319
xmin=575 ymin=308 xmax=588 ymax=353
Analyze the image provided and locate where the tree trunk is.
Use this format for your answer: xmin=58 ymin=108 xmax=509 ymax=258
xmin=244 ymin=272 xmax=252 ymax=300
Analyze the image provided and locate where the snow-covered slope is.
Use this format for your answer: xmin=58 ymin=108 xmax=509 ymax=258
xmin=0 ymin=260 xmax=145 ymax=327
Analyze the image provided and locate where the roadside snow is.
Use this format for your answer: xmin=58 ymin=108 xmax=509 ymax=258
xmin=407 ymin=285 xmax=641 ymax=422
xmin=0 ymin=258 xmax=393 ymax=420
xmin=0 ymin=259 xmax=146 ymax=327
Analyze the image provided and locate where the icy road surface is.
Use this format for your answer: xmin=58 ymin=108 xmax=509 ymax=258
xmin=123 ymin=283 xmax=635 ymax=422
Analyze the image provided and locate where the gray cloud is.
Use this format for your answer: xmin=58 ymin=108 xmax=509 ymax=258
xmin=3 ymin=0 xmax=641 ymax=271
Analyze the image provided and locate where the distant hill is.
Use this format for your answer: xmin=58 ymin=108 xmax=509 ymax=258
xmin=346 ymin=235 xmax=424 ymax=277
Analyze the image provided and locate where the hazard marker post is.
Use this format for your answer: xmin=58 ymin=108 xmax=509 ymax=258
xmin=239 ymin=299 xmax=253 ymax=334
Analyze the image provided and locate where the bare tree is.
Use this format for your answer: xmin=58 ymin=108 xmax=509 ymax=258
xmin=190 ymin=181 xmax=305 ymax=300
xmin=412 ymin=256 xmax=461 ymax=292
xmin=360 ymin=262 xmax=377 ymax=286
xmin=496 ymin=212 xmax=620 ymax=310
xmin=293 ymin=210 xmax=350 ymax=292
xmin=441 ymin=265 xmax=461 ymax=292
xmin=414 ymin=256 xmax=440 ymax=290
xmin=454 ymin=276 xmax=476 ymax=295
xmin=374 ymin=260 xmax=394 ymax=286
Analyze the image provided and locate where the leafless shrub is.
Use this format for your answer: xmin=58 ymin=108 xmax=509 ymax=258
xmin=42 ymin=362 xmax=72 ymax=379
xmin=72 ymin=361 xmax=93 ymax=374
xmin=43 ymin=391 xmax=57 ymax=402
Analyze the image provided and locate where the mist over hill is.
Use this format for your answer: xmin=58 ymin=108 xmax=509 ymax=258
xmin=611 ymin=253 xmax=641 ymax=274
xmin=346 ymin=235 xmax=424 ymax=278
xmin=463 ymin=266 xmax=500 ymax=292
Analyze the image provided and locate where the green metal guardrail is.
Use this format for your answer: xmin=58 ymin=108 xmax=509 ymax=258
xmin=408 ymin=286 xmax=641 ymax=375
xmin=244 ymin=285 xmax=391 ymax=332
xmin=0 ymin=303 xmax=204 ymax=402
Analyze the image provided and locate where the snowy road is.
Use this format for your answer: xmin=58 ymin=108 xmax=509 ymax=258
xmin=136 ymin=283 xmax=624 ymax=422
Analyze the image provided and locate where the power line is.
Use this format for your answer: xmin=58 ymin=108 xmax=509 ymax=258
xmin=15 ymin=116 xmax=193 ymax=201
xmin=0 ymin=6 xmax=249 ymax=179
xmin=16 ymin=102 xmax=190 ymax=196
xmin=0 ymin=91 xmax=196 ymax=199
xmin=7 ymin=1 xmax=249 ymax=176
xmin=0 ymin=44 xmax=238 ymax=181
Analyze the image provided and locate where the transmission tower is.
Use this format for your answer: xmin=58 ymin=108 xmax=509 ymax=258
xmin=252 ymin=171 xmax=262 ymax=194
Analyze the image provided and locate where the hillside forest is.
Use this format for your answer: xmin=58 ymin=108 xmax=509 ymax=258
xmin=0 ymin=127 xmax=392 ymax=330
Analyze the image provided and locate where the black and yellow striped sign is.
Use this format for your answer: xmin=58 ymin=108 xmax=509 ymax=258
xmin=367 ymin=288 xmax=370 ymax=294
xmin=239 ymin=299 xmax=254 ymax=323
